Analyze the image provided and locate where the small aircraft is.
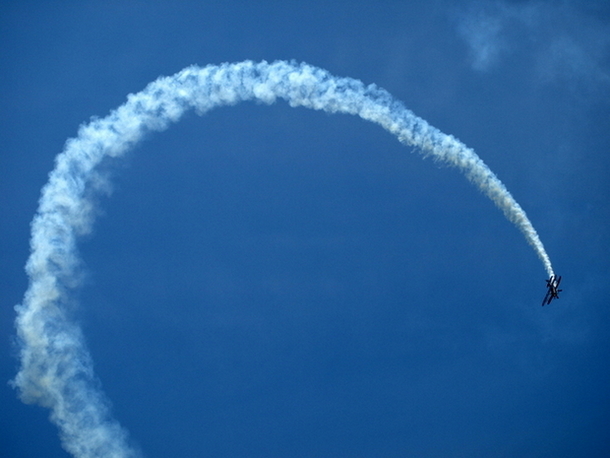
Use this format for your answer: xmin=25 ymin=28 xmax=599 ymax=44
xmin=541 ymin=275 xmax=562 ymax=306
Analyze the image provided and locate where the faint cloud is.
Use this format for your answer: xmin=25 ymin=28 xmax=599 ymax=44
xmin=454 ymin=1 xmax=610 ymax=95
xmin=457 ymin=5 xmax=507 ymax=71
xmin=536 ymin=26 xmax=610 ymax=93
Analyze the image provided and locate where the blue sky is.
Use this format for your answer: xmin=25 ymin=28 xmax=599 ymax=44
xmin=1 ymin=1 xmax=609 ymax=457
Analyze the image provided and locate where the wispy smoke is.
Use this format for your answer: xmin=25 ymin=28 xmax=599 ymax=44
xmin=455 ymin=1 xmax=610 ymax=94
xmin=13 ymin=60 xmax=554 ymax=457
xmin=457 ymin=6 xmax=507 ymax=72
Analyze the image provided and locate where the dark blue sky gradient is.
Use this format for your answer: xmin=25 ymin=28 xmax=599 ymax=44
xmin=1 ymin=1 xmax=609 ymax=457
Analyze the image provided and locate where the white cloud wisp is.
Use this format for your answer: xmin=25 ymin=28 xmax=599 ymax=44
xmin=13 ymin=60 xmax=554 ymax=458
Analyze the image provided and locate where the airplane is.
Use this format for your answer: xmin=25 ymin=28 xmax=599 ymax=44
xmin=541 ymin=275 xmax=562 ymax=306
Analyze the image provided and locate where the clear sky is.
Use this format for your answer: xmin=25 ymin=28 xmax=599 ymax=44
xmin=1 ymin=1 xmax=609 ymax=457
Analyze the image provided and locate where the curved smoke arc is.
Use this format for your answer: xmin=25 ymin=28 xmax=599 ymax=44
xmin=13 ymin=60 xmax=554 ymax=458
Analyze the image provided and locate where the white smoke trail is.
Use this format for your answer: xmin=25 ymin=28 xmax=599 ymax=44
xmin=13 ymin=60 xmax=554 ymax=457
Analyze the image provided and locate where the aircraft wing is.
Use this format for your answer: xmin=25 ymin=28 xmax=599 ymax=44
xmin=541 ymin=291 xmax=552 ymax=306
